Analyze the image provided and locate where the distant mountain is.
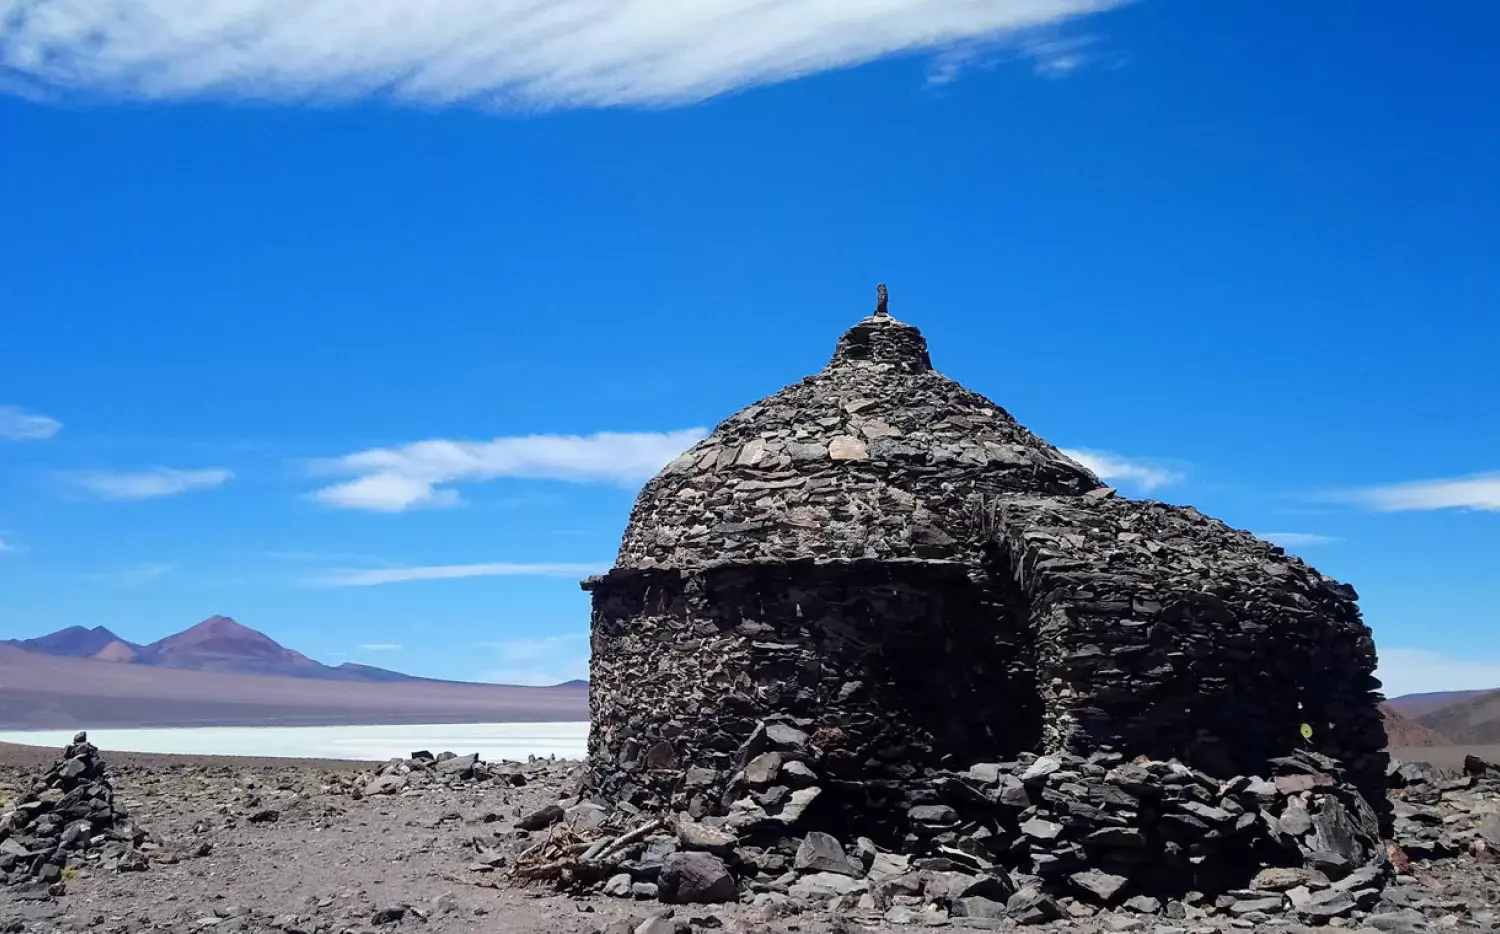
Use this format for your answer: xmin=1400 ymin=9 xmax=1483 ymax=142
xmin=8 ymin=625 xmax=140 ymax=661
xmin=0 ymin=643 xmax=587 ymax=730
xmin=1411 ymin=690 xmax=1500 ymax=746
xmin=7 ymin=616 xmax=432 ymax=684
xmin=553 ymin=679 xmax=589 ymax=689
xmin=332 ymin=661 xmax=430 ymax=683
xmin=1380 ymin=703 xmax=1450 ymax=748
xmin=139 ymin=615 xmax=328 ymax=678
xmin=1385 ymin=690 xmax=1492 ymax=720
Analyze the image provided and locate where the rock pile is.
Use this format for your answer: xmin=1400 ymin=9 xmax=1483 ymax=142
xmin=0 ymin=733 xmax=153 ymax=892
xmin=511 ymin=722 xmax=1395 ymax=926
xmin=1389 ymin=754 xmax=1500 ymax=862
xmin=332 ymin=750 xmax=556 ymax=799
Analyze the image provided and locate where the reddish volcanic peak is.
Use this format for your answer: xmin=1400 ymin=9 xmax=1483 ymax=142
xmin=11 ymin=616 xmax=420 ymax=683
xmin=156 ymin=615 xmax=257 ymax=643
xmin=146 ymin=615 xmax=315 ymax=666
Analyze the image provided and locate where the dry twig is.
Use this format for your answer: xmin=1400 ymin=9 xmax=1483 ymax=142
xmin=503 ymin=817 xmax=666 ymax=891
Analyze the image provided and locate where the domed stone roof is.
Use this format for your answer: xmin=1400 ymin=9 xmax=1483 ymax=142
xmin=616 ymin=311 xmax=1105 ymax=568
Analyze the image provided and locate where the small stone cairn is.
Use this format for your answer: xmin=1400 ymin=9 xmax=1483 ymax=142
xmin=506 ymin=719 xmax=1394 ymax=927
xmin=0 ymin=732 xmax=153 ymax=892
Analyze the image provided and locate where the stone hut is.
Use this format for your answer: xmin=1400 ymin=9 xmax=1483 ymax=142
xmin=583 ymin=298 xmax=1386 ymax=838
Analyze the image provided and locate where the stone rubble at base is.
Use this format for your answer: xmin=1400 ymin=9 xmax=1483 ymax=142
xmin=513 ymin=737 xmax=1396 ymax=926
xmin=8 ymin=738 xmax=1500 ymax=932
xmin=499 ymin=745 xmax=1500 ymax=933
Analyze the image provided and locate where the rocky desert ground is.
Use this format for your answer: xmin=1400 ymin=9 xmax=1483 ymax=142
xmin=5 ymin=738 xmax=1500 ymax=934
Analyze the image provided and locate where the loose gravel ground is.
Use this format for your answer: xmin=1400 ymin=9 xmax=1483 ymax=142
xmin=0 ymin=743 xmax=786 ymax=934
xmin=4 ymin=741 xmax=1500 ymax=934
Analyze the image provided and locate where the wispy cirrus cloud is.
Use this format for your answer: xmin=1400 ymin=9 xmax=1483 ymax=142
xmin=1060 ymin=448 xmax=1183 ymax=492
xmin=1256 ymin=532 xmax=1341 ymax=548
xmin=69 ymin=467 xmax=233 ymax=501
xmin=86 ymin=562 xmax=175 ymax=587
xmin=0 ymin=1 xmax=1126 ymax=108
xmin=0 ymin=405 xmax=61 ymax=441
xmin=310 ymin=561 xmax=606 ymax=588
xmin=359 ymin=643 xmax=403 ymax=652
xmin=927 ymin=30 xmax=1117 ymax=86
xmin=311 ymin=429 xmax=705 ymax=512
xmin=1339 ymin=473 xmax=1500 ymax=513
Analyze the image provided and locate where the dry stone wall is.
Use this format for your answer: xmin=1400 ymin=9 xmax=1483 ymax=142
xmin=586 ymin=558 xmax=1040 ymax=840
xmin=616 ymin=316 xmax=1101 ymax=570
xmin=988 ymin=495 xmax=1388 ymax=818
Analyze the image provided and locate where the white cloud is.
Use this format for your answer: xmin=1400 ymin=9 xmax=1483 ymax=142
xmin=1341 ymin=473 xmax=1500 ymax=513
xmin=0 ymin=1 xmax=1125 ymax=108
xmin=1256 ymin=532 xmax=1340 ymax=548
xmin=0 ymin=536 xmax=11 ymax=552
xmin=311 ymin=561 xmax=606 ymax=587
xmin=1027 ymin=35 xmax=1090 ymax=77
xmin=87 ymin=562 xmax=175 ymax=586
xmin=1059 ymin=448 xmax=1183 ymax=491
xmin=925 ymin=29 xmax=1118 ymax=86
xmin=479 ymin=633 xmax=589 ymax=687
xmin=70 ymin=467 xmax=233 ymax=500
xmin=314 ymin=473 xmax=462 ymax=512
xmin=0 ymin=405 xmax=62 ymax=440
xmin=359 ymin=643 xmax=403 ymax=652
xmin=1377 ymin=647 xmax=1500 ymax=700
xmin=312 ymin=428 xmax=706 ymax=512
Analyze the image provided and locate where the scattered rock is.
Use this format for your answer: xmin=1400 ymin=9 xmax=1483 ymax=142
xmin=604 ymin=873 xmax=635 ymax=898
xmin=1006 ymin=887 xmax=1062 ymax=925
xmin=657 ymin=853 xmax=736 ymax=904
xmin=792 ymin=832 xmax=860 ymax=876
xmin=633 ymin=917 xmax=689 ymax=934
xmin=1252 ymin=867 xmax=1327 ymax=891
xmin=675 ymin=820 xmax=736 ymax=855
xmin=1069 ymin=869 xmax=1129 ymax=904
xmin=788 ymin=872 xmax=864 ymax=901
xmin=1121 ymin=895 xmax=1160 ymax=914
xmin=370 ymin=906 xmax=405 ymax=925
xmin=517 ymin=804 xmax=566 ymax=831
xmin=950 ymin=896 xmax=1007 ymax=919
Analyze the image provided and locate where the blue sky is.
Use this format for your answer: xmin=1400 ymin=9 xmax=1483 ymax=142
xmin=1 ymin=1 xmax=1496 ymax=695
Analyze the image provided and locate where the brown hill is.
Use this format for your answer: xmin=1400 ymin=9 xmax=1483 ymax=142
xmin=1386 ymin=690 xmax=1491 ymax=719
xmin=140 ymin=615 xmax=328 ymax=677
xmin=1380 ymin=703 xmax=1450 ymax=747
xmin=1413 ymin=689 xmax=1500 ymax=746
xmin=0 ymin=643 xmax=587 ymax=730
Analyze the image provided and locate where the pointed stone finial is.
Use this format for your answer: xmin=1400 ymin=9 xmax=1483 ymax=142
xmin=874 ymin=283 xmax=889 ymax=317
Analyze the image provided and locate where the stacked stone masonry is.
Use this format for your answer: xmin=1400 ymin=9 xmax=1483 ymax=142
xmin=0 ymin=732 xmax=154 ymax=891
xmin=585 ymin=308 xmax=1389 ymax=850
